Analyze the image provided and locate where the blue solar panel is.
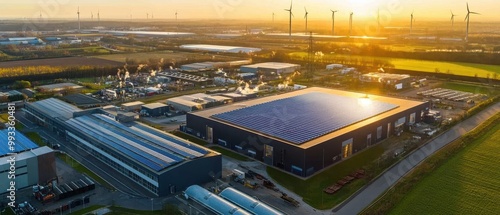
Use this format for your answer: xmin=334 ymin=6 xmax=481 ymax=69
xmin=212 ymin=92 xmax=399 ymax=144
xmin=66 ymin=118 xmax=171 ymax=171
xmin=0 ymin=129 xmax=39 ymax=157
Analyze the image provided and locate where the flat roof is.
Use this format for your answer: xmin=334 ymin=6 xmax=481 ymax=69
xmin=180 ymin=44 xmax=261 ymax=53
xmin=0 ymin=146 xmax=52 ymax=166
xmin=27 ymin=98 xmax=82 ymax=120
xmin=65 ymin=114 xmax=208 ymax=172
xmin=241 ymin=62 xmax=300 ymax=70
xmin=191 ymin=87 xmax=426 ymax=149
xmin=63 ymin=94 xmax=103 ymax=106
xmin=213 ymin=92 xmax=398 ymax=144
xmin=142 ymin=103 xmax=168 ymax=109
xmin=121 ymin=101 xmax=145 ymax=107
xmin=37 ymin=83 xmax=83 ymax=91
xmin=0 ymin=130 xmax=39 ymax=157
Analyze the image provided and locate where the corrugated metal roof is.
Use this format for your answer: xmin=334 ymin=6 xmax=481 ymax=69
xmin=220 ymin=187 xmax=284 ymax=215
xmin=185 ymin=185 xmax=251 ymax=215
xmin=28 ymin=98 xmax=81 ymax=120
xmin=142 ymin=102 xmax=168 ymax=109
xmin=65 ymin=114 xmax=207 ymax=172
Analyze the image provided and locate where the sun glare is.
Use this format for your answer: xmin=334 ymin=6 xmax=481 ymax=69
xmin=347 ymin=0 xmax=379 ymax=17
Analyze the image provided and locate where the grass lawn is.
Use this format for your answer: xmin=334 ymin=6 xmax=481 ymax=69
xmin=210 ymin=146 xmax=252 ymax=161
xmin=267 ymin=144 xmax=384 ymax=209
xmin=24 ymin=132 xmax=46 ymax=146
xmin=56 ymin=153 xmax=115 ymax=191
xmin=170 ymin=130 xmax=208 ymax=146
xmin=105 ymin=206 xmax=167 ymax=215
xmin=69 ymin=205 xmax=105 ymax=215
xmin=289 ymin=52 xmax=500 ymax=78
xmin=389 ymin=122 xmax=500 ymax=214
xmin=441 ymin=82 xmax=499 ymax=95
xmin=1 ymin=207 xmax=15 ymax=215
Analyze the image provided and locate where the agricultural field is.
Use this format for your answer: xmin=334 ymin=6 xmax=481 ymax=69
xmin=0 ymin=56 xmax=121 ymax=68
xmin=289 ymin=52 xmax=500 ymax=78
xmin=389 ymin=122 xmax=500 ymax=214
xmin=93 ymin=50 xmax=241 ymax=63
xmin=441 ymin=82 xmax=500 ymax=96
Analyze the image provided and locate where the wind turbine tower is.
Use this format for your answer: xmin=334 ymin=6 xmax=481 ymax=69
xmin=272 ymin=12 xmax=275 ymax=24
xmin=410 ymin=11 xmax=414 ymax=35
xmin=77 ymin=7 xmax=81 ymax=31
xmin=284 ymin=0 xmax=294 ymax=36
xmin=450 ymin=10 xmax=457 ymax=32
xmin=304 ymin=7 xmax=309 ymax=34
xmin=98 ymin=10 xmax=100 ymax=26
xmin=465 ymin=3 xmax=479 ymax=43
xmin=349 ymin=12 xmax=353 ymax=37
xmin=330 ymin=9 xmax=337 ymax=35
xmin=91 ymin=12 xmax=93 ymax=21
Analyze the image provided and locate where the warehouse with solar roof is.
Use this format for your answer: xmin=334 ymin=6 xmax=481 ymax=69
xmin=185 ymin=87 xmax=429 ymax=177
xmin=25 ymin=98 xmax=221 ymax=196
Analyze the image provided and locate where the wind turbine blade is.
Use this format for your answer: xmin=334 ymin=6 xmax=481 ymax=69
xmin=470 ymin=12 xmax=480 ymax=15
xmin=464 ymin=14 xmax=469 ymax=21
xmin=467 ymin=3 xmax=470 ymax=12
xmin=290 ymin=0 xmax=293 ymax=10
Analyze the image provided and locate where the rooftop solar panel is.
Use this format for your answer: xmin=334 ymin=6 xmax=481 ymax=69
xmin=212 ymin=92 xmax=399 ymax=144
xmin=0 ymin=130 xmax=39 ymax=157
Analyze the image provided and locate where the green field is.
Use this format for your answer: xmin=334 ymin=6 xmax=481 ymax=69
xmin=290 ymin=52 xmax=500 ymax=78
xmin=441 ymin=82 xmax=499 ymax=95
xmin=389 ymin=122 xmax=500 ymax=214
xmin=267 ymin=144 xmax=384 ymax=209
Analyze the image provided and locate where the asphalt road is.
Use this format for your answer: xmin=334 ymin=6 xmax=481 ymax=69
xmin=332 ymin=102 xmax=500 ymax=215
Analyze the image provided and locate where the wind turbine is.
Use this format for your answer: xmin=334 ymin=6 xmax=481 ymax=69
xmin=39 ymin=11 xmax=42 ymax=20
xmin=151 ymin=12 xmax=154 ymax=19
xmin=147 ymin=13 xmax=149 ymax=20
xmin=175 ymin=11 xmax=178 ymax=21
xmin=284 ymin=0 xmax=294 ymax=36
xmin=272 ymin=12 xmax=275 ymax=24
xmin=91 ymin=12 xmax=94 ymax=21
xmin=465 ymin=2 xmax=479 ymax=42
xmin=304 ymin=7 xmax=309 ymax=34
xmin=349 ymin=12 xmax=353 ymax=37
xmin=410 ymin=11 xmax=414 ymax=35
xmin=97 ymin=10 xmax=100 ymax=26
xmin=77 ymin=7 xmax=80 ymax=31
xmin=450 ymin=10 xmax=457 ymax=32
xmin=330 ymin=9 xmax=337 ymax=35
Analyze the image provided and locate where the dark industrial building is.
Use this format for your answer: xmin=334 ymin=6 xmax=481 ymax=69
xmin=141 ymin=103 xmax=169 ymax=117
xmin=24 ymin=98 xmax=222 ymax=196
xmin=185 ymin=87 xmax=429 ymax=177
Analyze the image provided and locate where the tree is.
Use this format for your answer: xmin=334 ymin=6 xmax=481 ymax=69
xmin=12 ymin=80 xmax=31 ymax=89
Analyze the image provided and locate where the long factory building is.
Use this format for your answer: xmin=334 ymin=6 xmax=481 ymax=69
xmin=185 ymin=87 xmax=429 ymax=177
xmin=24 ymin=98 xmax=221 ymax=196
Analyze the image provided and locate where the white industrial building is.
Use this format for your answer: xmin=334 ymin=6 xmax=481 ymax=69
xmin=240 ymin=62 xmax=301 ymax=75
xmin=180 ymin=44 xmax=261 ymax=53
xmin=326 ymin=64 xmax=344 ymax=70
xmin=167 ymin=93 xmax=232 ymax=112
xmin=121 ymin=101 xmax=145 ymax=112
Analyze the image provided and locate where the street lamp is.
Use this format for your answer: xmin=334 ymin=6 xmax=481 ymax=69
xmin=151 ymin=198 xmax=153 ymax=211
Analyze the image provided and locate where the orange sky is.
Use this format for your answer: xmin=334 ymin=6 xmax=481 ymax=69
xmin=2 ymin=0 xmax=499 ymax=22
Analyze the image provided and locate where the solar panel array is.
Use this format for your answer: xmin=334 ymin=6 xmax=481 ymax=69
xmin=212 ymin=92 xmax=399 ymax=144
xmin=65 ymin=114 xmax=208 ymax=171
xmin=0 ymin=129 xmax=39 ymax=157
